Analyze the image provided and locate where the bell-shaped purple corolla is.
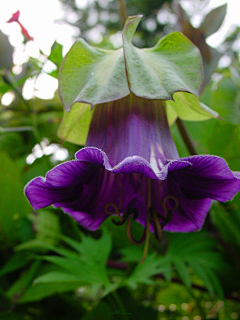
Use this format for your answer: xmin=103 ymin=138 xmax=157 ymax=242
xmin=25 ymin=95 xmax=240 ymax=241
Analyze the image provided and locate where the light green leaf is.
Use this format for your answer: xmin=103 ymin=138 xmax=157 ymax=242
xmin=57 ymin=102 xmax=92 ymax=145
xmin=123 ymin=15 xmax=203 ymax=100
xmin=166 ymin=92 xmax=219 ymax=121
xmin=59 ymin=39 xmax=129 ymax=111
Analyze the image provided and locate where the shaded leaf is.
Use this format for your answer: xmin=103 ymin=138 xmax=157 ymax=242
xmin=59 ymin=39 xmax=129 ymax=111
xmin=0 ymin=252 xmax=30 ymax=277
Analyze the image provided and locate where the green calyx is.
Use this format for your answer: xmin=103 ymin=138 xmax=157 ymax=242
xmin=58 ymin=15 xmax=218 ymax=145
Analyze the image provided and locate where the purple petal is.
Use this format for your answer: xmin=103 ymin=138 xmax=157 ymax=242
xmin=169 ymin=155 xmax=240 ymax=202
xmin=24 ymin=161 xmax=97 ymax=210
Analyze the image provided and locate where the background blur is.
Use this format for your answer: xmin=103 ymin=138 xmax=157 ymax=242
xmin=0 ymin=0 xmax=240 ymax=319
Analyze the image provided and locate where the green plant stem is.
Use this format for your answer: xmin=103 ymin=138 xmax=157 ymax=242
xmin=118 ymin=0 xmax=128 ymax=26
xmin=176 ymin=118 xmax=197 ymax=155
xmin=2 ymin=73 xmax=31 ymax=113
xmin=112 ymin=291 xmax=128 ymax=320
xmin=0 ymin=126 xmax=33 ymax=133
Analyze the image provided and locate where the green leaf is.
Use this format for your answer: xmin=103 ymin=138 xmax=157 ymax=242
xmin=124 ymin=253 xmax=171 ymax=289
xmin=57 ymin=102 xmax=92 ymax=145
xmin=166 ymin=92 xmax=219 ymax=121
xmin=0 ymin=153 xmax=30 ymax=246
xmin=212 ymin=76 xmax=240 ymax=125
xmin=211 ymin=203 xmax=240 ymax=249
xmin=0 ymin=252 xmax=30 ymax=277
xmin=18 ymin=281 xmax=84 ymax=303
xmin=201 ymin=4 xmax=227 ymax=38
xmin=25 ymin=229 xmax=113 ymax=298
xmin=172 ymin=258 xmax=191 ymax=287
xmin=48 ymin=41 xmax=63 ymax=66
xmin=34 ymin=210 xmax=60 ymax=246
xmin=7 ymin=261 xmax=41 ymax=299
xmin=166 ymin=232 xmax=226 ymax=297
xmin=206 ymin=122 xmax=240 ymax=171
xmin=34 ymin=271 xmax=83 ymax=284
xmin=59 ymin=39 xmax=129 ymax=111
xmin=122 ymin=15 xmax=203 ymax=100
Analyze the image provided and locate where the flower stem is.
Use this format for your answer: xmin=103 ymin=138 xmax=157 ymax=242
xmin=176 ymin=118 xmax=197 ymax=156
xmin=118 ymin=0 xmax=128 ymax=26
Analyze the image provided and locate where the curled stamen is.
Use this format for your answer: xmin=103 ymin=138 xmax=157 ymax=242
xmin=141 ymin=210 xmax=150 ymax=264
xmin=105 ymin=203 xmax=122 ymax=218
xmin=126 ymin=208 xmax=146 ymax=245
xmin=104 ymin=174 xmax=124 ymax=225
xmin=149 ymin=207 xmax=163 ymax=242
xmin=161 ymin=195 xmax=179 ymax=228
xmin=163 ymin=195 xmax=179 ymax=213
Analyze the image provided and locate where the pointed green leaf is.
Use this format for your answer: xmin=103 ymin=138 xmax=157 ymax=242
xmin=189 ymin=261 xmax=215 ymax=297
xmin=57 ymin=102 xmax=92 ymax=145
xmin=166 ymin=92 xmax=219 ymax=121
xmin=172 ymin=258 xmax=191 ymax=287
xmin=18 ymin=281 xmax=84 ymax=303
xmin=59 ymin=39 xmax=129 ymax=111
xmin=201 ymin=4 xmax=227 ymax=38
xmin=34 ymin=271 xmax=82 ymax=284
xmin=0 ymin=252 xmax=30 ymax=277
xmin=125 ymin=253 xmax=170 ymax=289
xmin=123 ymin=15 xmax=203 ymax=100
xmin=7 ymin=261 xmax=41 ymax=298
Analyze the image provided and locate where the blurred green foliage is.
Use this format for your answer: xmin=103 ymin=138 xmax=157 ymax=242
xmin=0 ymin=0 xmax=240 ymax=319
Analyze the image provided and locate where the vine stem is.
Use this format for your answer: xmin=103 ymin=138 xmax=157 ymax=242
xmin=176 ymin=118 xmax=198 ymax=155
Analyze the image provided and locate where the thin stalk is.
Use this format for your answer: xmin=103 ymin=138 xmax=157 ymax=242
xmin=176 ymin=118 xmax=197 ymax=155
xmin=0 ymin=126 xmax=33 ymax=133
xmin=112 ymin=291 xmax=129 ymax=320
xmin=118 ymin=0 xmax=128 ymax=26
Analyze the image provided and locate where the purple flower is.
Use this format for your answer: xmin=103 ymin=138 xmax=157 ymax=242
xmin=25 ymin=95 xmax=240 ymax=240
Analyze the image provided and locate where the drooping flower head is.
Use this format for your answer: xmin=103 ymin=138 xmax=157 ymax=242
xmin=7 ymin=11 xmax=34 ymax=41
xmin=24 ymin=16 xmax=240 ymax=262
